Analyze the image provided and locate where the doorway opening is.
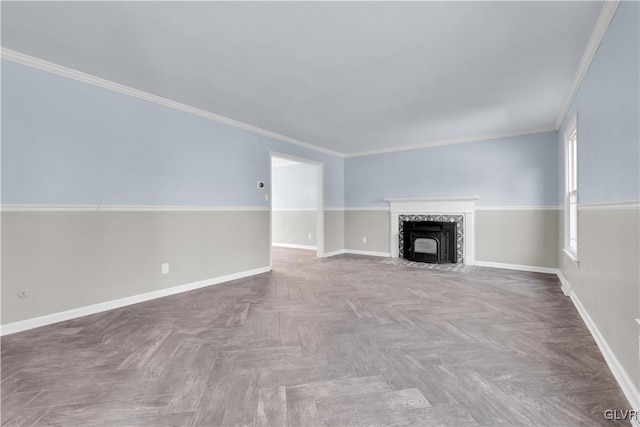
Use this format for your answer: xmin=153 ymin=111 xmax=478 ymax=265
xmin=269 ymin=153 xmax=324 ymax=268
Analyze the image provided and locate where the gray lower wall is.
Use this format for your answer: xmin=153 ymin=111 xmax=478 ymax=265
xmin=325 ymin=210 xmax=345 ymax=254
xmin=559 ymin=208 xmax=640 ymax=393
xmin=271 ymin=209 xmax=346 ymax=254
xmin=1 ymin=210 xmax=270 ymax=325
xmin=344 ymin=209 xmax=559 ymax=264
xmin=272 ymin=210 xmax=317 ymax=247
xmin=475 ymin=210 xmax=559 ymax=268
xmin=345 ymin=210 xmax=390 ymax=253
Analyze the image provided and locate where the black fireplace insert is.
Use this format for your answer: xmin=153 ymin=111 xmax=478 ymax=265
xmin=403 ymin=221 xmax=457 ymax=264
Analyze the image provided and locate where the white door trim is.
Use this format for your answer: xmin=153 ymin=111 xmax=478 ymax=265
xmin=269 ymin=152 xmax=325 ymax=267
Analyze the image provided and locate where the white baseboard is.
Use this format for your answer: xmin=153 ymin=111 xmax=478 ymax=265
xmin=474 ymin=260 xmax=559 ymax=274
xmin=323 ymin=249 xmax=391 ymax=258
xmin=323 ymin=249 xmax=347 ymax=257
xmin=0 ymin=266 xmax=271 ymax=336
xmin=344 ymin=249 xmax=391 ymax=257
xmin=474 ymin=264 xmax=640 ymax=415
xmin=559 ymin=272 xmax=640 ymax=415
xmin=556 ymin=270 xmax=573 ymax=296
xmin=272 ymin=243 xmax=317 ymax=250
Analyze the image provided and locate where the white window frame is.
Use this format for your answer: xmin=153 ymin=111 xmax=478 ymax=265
xmin=563 ymin=113 xmax=579 ymax=263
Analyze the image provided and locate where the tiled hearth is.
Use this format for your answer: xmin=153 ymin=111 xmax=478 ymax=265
xmin=379 ymin=256 xmax=475 ymax=273
xmin=385 ymin=197 xmax=478 ymax=265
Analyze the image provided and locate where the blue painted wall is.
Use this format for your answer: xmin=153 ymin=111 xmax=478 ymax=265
xmin=345 ymin=131 xmax=560 ymax=208
xmin=559 ymin=0 xmax=640 ymax=204
xmin=1 ymin=60 xmax=345 ymax=208
xmin=272 ymin=163 xmax=318 ymax=210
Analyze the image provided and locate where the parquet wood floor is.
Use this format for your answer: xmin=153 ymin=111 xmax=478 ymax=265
xmin=1 ymin=248 xmax=630 ymax=426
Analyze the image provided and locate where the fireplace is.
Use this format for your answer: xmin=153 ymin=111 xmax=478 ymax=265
xmin=403 ymin=221 xmax=457 ymax=263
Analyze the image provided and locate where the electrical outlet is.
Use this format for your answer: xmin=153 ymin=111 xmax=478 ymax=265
xmin=362 ymin=237 xmax=367 ymax=244
xmin=17 ymin=289 xmax=29 ymax=298
xmin=308 ymin=234 xmax=312 ymax=240
xmin=161 ymin=263 xmax=169 ymax=275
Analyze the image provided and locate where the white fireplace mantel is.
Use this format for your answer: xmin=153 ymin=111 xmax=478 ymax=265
xmin=384 ymin=197 xmax=479 ymax=264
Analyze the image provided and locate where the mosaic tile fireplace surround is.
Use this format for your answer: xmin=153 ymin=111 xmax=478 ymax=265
xmin=399 ymin=214 xmax=464 ymax=263
xmin=386 ymin=197 xmax=478 ymax=265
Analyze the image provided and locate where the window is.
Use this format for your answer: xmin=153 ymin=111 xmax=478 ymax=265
xmin=564 ymin=113 xmax=578 ymax=262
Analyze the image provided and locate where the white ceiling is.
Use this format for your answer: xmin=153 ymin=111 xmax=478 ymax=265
xmin=1 ymin=1 xmax=603 ymax=156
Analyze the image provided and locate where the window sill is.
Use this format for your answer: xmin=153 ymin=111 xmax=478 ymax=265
xmin=562 ymin=248 xmax=580 ymax=267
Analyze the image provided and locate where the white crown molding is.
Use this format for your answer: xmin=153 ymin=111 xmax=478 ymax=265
xmin=3 ymin=7 xmax=621 ymax=162
xmin=0 ymin=48 xmax=345 ymax=159
xmin=555 ymin=0 xmax=620 ymax=129
xmin=2 ymin=48 xmax=566 ymax=159
xmin=0 ymin=204 xmax=270 ymax=212
xmin=345 ymin=127 xmax=557 ymax=158
xmin=1 ymin=265 xmax=271 ymax=336
xmin=578 ymin=199 xmax=640 ymax=210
